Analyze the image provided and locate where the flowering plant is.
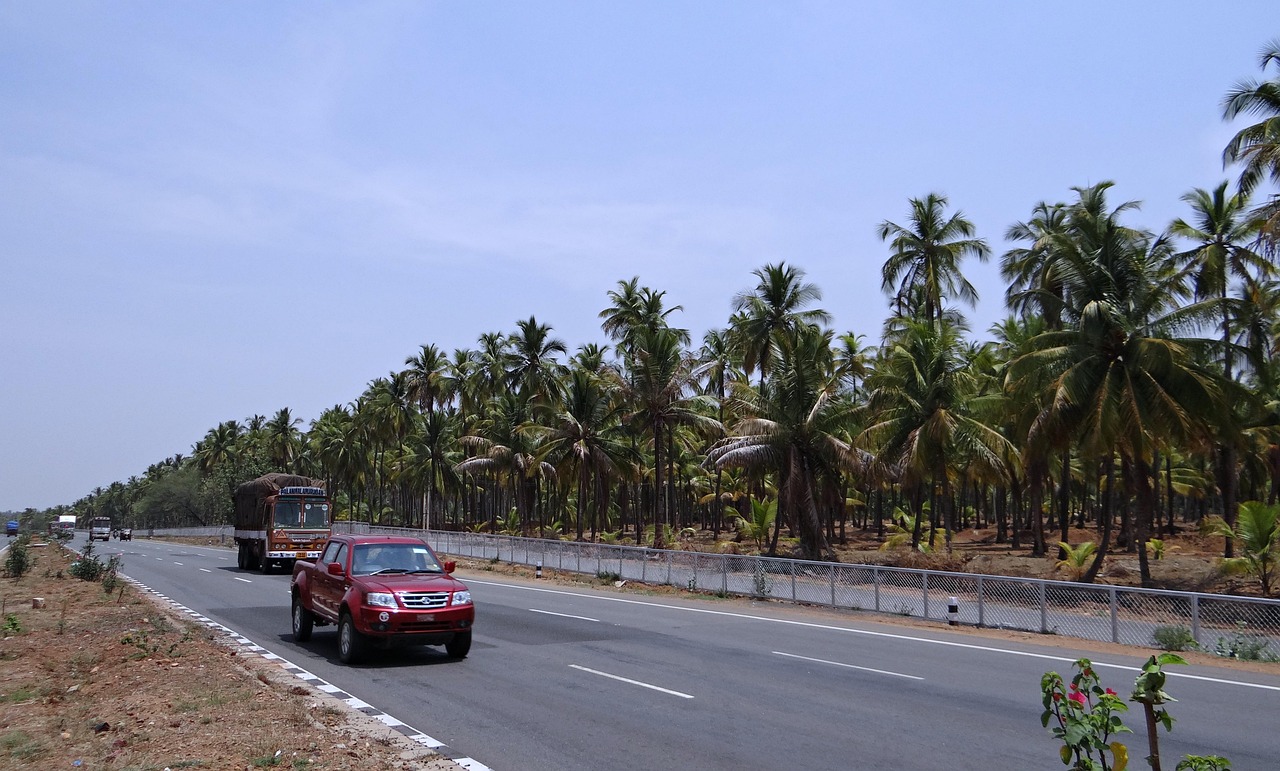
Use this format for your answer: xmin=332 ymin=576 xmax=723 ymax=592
xmin=1040 ymin=659 xmax=1131 ymax=770
xmin=1041 ymin=656 xmax=1232 ymax=771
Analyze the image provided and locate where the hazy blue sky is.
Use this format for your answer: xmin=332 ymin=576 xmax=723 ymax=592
xmin=2 ymin=2 xmax=1275 ymax=511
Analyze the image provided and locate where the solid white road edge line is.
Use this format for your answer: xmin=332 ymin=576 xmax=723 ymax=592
xmin=530 ymin=608 xmax=600 ymax=622
xmin=568 ymin=664 xmax=694 ymax=698
xmin=773 ymin=650 xmax=924 ymax=680
xmin=466 ymin=579 xmax=1280 ymax=692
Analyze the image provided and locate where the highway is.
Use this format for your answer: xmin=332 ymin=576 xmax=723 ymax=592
xmin=84 ymin=535 xmax=1280 ymax=771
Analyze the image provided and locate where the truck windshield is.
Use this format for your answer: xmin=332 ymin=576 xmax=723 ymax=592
xmin=273 ymin=500 xmax=330 ymax=528
xmin=301 ymin=500 xmax=329 ymax=528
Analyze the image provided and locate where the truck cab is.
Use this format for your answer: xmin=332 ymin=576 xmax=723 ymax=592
xmin=89 ymin=517 xmax=112 ymax=542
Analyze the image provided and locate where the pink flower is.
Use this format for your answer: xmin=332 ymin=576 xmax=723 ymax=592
xmin=1068 ymin=690 xmax=1088 ymax=707
xmin=1105 ymin=688 xmax=1117 ymax=696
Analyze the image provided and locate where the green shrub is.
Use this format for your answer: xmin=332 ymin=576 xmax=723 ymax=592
xmin=4 ymin=538 xmax=31 ymax=579
xmin=1153 ymin=624 xmax=1198 ymax=652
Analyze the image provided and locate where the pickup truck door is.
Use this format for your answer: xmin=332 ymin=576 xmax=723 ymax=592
xmin=311 ymin=541 xmax=349 ymax=622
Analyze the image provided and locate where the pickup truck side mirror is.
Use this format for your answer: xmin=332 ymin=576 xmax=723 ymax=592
xmin=326 ymin=561 xmax=345 ymax=577
xmin=444 ymin=560 xmax=456 ymax=574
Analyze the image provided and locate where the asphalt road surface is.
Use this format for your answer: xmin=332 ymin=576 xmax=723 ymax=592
xmin=85 ymin=535 xmax=1280 ymax=771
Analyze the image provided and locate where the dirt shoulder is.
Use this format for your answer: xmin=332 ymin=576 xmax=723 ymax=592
xmin=0 ymin=539 xmax=463 ymax=770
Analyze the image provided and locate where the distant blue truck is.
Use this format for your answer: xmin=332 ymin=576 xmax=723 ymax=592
xmin=5 ymin=520 xmax=18 ymax=537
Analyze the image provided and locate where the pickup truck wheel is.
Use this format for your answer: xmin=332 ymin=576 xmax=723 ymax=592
xmin=337 ymin=613 xmax=364 ymax=665
xmin=291 ymin=598 xmax=314 ymax=642
xmin=445 ymin=630 xmax=471 ymax=659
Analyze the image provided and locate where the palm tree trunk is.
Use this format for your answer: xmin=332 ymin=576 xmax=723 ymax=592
xmin=1133 ymin=455 xmax=1156 ymax=588
xmin=1083 ymin=456 xmax=1114 ymax=584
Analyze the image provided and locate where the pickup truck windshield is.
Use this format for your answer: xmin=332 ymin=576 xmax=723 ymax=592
xmin=273 ymin=500 xmax=330 ymax=528
xmin=351 ymin=544 xmax=443 ymax=576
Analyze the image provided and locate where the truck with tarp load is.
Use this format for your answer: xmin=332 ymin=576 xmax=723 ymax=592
xmin=233 ymin=473 xmax=331 ymax=574
xmin=51 ymin=514 xmax=76 ymax=539
xmin=5 ymin=520 xmax=17 ymax=537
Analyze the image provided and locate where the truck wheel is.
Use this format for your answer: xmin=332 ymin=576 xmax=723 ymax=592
xmin=291 ymin=598 xmax=314 ymax=642
xmin=236 ymin=544 xmax=247 ymax=570
xmin=445 ymin=631 xmax=471 ymax=659
xmin=259 ymin=551 xmax=272 ymax=574
xmin=337 ymin=613 xmax=364 ymax=665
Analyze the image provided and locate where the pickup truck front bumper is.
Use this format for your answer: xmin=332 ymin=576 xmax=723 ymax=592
xmin=354 ymin=602 xmax=474 ymax=645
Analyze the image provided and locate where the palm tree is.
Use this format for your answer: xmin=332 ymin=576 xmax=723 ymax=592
xmin=1003 ymin=201 xmax=1069 ymax=328
xmin=528 ymin=367 xmax=631 ymax=540
xmin=504 ymin=316 xmax=568 ymax=408
xmin=264 ymin=408 xmax=302 ymax=472
xmin=599 ymin=278 xmax=687 ymax=359
xmin=1210 ymin=500 xmax=1280 ymax=595
xmin=1008 ymin=183 xmax=1226 ymax=586
xmin=879 ymin=193 xmax=991 ymax=326
xmin=861 ymin=317 xmax=1013 ymax=551
xmin=1222 ymin=39 xmax=1280 ymax=252
xmin=730 ymin=262 xmax=830 ymax=386
xmin=711 ymin=325 xmax=866 ymax=560
xmin=1172 ymin=182 xmax=1268 ymax=556
xmin=404 ymin=408 xmax=460 ymax=530
xmin=610 ymin=325 xmax=718 ymax=549
xmin=404 ymin=343 xmax=448 ymax=416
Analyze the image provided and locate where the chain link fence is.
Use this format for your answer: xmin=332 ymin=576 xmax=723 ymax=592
xmin=151 ymin=523 xmax=1280 ymax=656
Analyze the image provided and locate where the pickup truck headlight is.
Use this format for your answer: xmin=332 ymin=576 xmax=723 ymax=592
xmin=450 ymin=590 xmax=472 ymax=606
xmin=365 ymin=592 xmax=397 ymax=608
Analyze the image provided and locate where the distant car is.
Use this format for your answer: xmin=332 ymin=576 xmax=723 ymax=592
xmin=118 ymin=528 xmax=132 ymax=541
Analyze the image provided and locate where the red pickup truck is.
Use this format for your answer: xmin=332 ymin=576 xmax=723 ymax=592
xmin=290 ymin=534 xmax=475 ymax=664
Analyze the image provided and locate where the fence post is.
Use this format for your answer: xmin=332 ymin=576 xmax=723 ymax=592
xmin=722 ymin=555 xmax=728 ymax=596
xmin=1109 ymin=586 xmax=1118 ymax=644
xmin=666 ymin=550 xmax=672 ymax=586
xmin=874 ymin=566 xmax=881 ymax=612
xmin=977 ymin=576 xmax=985 ymax=628
xmin=1190 ymin=595 xmax=1201 ymax=647
xmin=791 ymin=562 xmax=797 ymax=601
xmin=1039 ymin=582 xmax=1048 ymax=634
xmin=830 ymin=566 xmax=836 ymax=606
xmin=923 ymin=573 xmax=929 ymax=620
xmin=641 ymin=548 xmax=647 ymax=583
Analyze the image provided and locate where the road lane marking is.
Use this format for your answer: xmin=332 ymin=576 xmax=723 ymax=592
xmin=173 ymin=562 xmax=183 ymax=566
xmin=530 ymin=609 xmax=599 ymax=622
xmin=773 ymin=650 xmax=923 ymax=680
xmin=234 ymin=577 xmax=252 ymax=583
xmin=568 ymin=665 xmax=694 ymax=698
xmin=467 ymin=579 xmax=1280 ymax=692
xmin=199 ymin=568 xmax=212 ymax=573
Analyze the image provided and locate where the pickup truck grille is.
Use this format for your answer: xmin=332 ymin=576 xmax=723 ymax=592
xmin=398 ymin=591 xmax=449 ymax=609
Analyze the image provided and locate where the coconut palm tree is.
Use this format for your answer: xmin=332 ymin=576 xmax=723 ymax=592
xmin=403 ymin=343 xmax=449 ymax=417
xmin=1172 ymin=182 xmax=1268 ymax=557
xmin=711 ymin=325 xmax=866 ymax=560
xmin=504 ymin=316 xmax=568 ymax=408
xmin=1003 ymin=201 xmax=1069 ymax=328
xmin=1222 ymin=39 xmax=1280 ymax=252
xmin=610 ymin=325 xmax=718 ymax=549
xmin=730 ymin=262 xmax=830 ymax=386
xmin=528 ymin=367 xmax=631 ymax=540
xmin=879 ymin=193 xmax=991 ymax=326
xmin=264 ymin=408 xmax=302 ymax=472
xmin=599 ymin=278 xmax=688 ymax=362
xmin=1009 ymin=183 xmax=1226 ymax=587
xmin=862 ymin=317 xmax=1013 ymax=551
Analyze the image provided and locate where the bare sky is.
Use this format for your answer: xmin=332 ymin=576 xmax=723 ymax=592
xmin=1 ymin=2 xmax=1274 ymax=510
